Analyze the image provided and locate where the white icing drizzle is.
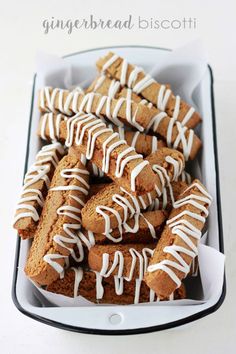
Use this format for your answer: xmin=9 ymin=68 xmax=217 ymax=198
xmin=43 ymin=167 xmax=90 ymax=275
xmin=63 ymin=112 xmax=147 ymax=192
xmin=40 ymin=112 xmax=67 ymax=142
xmin=75 ymin=229 xmax=95 ymax=262
xmin=179 ymin=171 xmax=192 ymax=184
xmin=13 ymin=143 xmax=64 ymax=225
xmin=72 ymin=267 xmax=84 ymax=298
xmin=101 ymin=54 xmax=119 ymax=72
xmin=40 ymin=87 xmax=145 ymax=132
xmin=40 ymin=87 xmax=195 ymax=160
xmin=43 ymin=254 xmax=67 ymax=277
xmin=40 ymin=111 xmax=148 ymax=191
xmin=101 ymin=54 xmax=196 ymax=126
xmin=108 ymin=124 xmax=158 ymax=155
xmin=147 ymin=182 xmax=212 ymax=287
xmin=92 ymin=246 xmax=174 ymax=304
xmin=96 ymin=187 xmax=142 ymax=242
xmin=165 ymin=155 xmax=184 ymax=181
xmin=70 ymin=265 xmax=175 ymax=303
xmin=95 ymin=186 xmax=159 ymax=243
xmin=93 ymin=75 xmax=106 ymax=92
xmin=148 ymin=113 xmax=194 ymax=161
xmin=108 ymin=79 xmax=121 ymax=98
xmin=95 ymin=154 xmax=183 ymax=237
xmin=100 ymin=247 xmax=155 ymax=280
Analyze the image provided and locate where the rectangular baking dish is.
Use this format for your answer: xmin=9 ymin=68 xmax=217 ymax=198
xmin=12 ymin=45 xmax=225 ymax=335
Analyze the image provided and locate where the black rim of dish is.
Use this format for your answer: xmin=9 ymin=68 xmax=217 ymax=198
xmin=11 ymin=45 xmax=226 ymax=336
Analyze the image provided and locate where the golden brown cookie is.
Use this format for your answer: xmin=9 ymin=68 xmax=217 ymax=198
xmin=13 ymin=143 xmax=65 ymax=239
xmin=145 ymin=179 xmax=212 ymax=298
xmin=46 ymin=267 xmax=186 ymax=304
xmin=88 ymin=242 xmax=157 ymax=279
xmin=38 ymin=87 xmax=202 ymax=160
xmin=38 ymin=112 xmax=156 ymax=195
xmin=81 ymin=148 xmax=185 ymax=235
xmin=96 ymin=52 xmax=201 ymax=129
xmin=24 ymin=154 xmax=90 ymax=286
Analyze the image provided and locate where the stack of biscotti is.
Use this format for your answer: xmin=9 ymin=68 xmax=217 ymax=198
xmin=14 ymin=51 xmax=213 ymax=305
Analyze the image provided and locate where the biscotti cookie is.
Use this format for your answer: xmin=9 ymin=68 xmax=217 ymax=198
xmin=46 ymin=267 xmax=186 ymax=304
xmin=88 ymin=75 xmax=198 ymax=130
xmin=87 ymin=77 xmax=202 ymax=161
xmin=70 ymin=210 xmax=166 ymax=265
xmin=24 ymin=154 xmax=90 ymax=286
xmin=39 ymin=87 xmax=201 ymax=161
xmin=13 ymin=143 xmax=65 ymax=239
xmin=148 ymin=180 xmax=188 ymax=212
xmin=82 ymin=148 xmax=185 ymax=236
xmin=39 ymin=87 xmax=155 ymax=132
xmin=92 ymin=210 xmax=167 ymax=244
xmin=70 ymin=209 xmax=167 ymax=264
xmin=39 ymin=113 xmax=166 ymax=158
xmin=145 ymin=179 xmax=212 ymax=298
xmin=96 ymin=52 xmax=201 ymax=129
xmin=38 ymin=112 xmax=156 ymax=194
xmin=110 ymin=125 xmax=166 ymax=157
xmin=88 ymin=243 xmax=157 ymax=280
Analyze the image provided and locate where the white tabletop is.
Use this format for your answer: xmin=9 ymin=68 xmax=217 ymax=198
xmin=0 ymin=0 xmax=235 ymax=353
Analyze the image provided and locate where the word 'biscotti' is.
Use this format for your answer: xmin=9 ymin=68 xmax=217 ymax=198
xmin=87 ymin=74 xmax=199 ymax=130
xmin=96 ymin=52 xmax=201 ymax=129
xmin=145 ymin=179 xmax=212 ymax=298
xmin=38 ymin=112 xmax=156 ymax=194
xmin=24 ymin=154 xmax=90 ymax=286
xmin=13 ymin=143 xmax=65 ymax=239
xmin=46 ymin=267 xmax=186 ymax=304
xmin=82 ymin=148 xmax=185 ymax=236
xmin=39 ymin=87 xmax=201 ymax=161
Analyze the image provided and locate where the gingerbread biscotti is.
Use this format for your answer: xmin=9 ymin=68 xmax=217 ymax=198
xmin=69 ymin=209 xmax=167 ymax=265
xmin=46 ymin=267 xmax=186 ymax=304
xmin=96 ymin=52 xmax=201 ymax=129
xmin=87 ymin=74 xmax=199 ymax=130
xmin=39 ymin=88 xmax=202 ymax=160
xmin=82 ymin=149 xmax=185 ymax=236
xmin=13 ymin=50 xmax=216 ymax=308
xmin=13 ymin=142 xmax=65 ymax=239
xmin=88 ymin=243 xmax=157 ymax=280
xmin=24 ymin=154 xmax=90 ymax=285
xmin=39 ymin=87 xmax=155 ymax=132
xmin=38 ymin=112 xmax=166 ymax=158
xmin=145 ymin=179 xmax=212 ymax=298
xmin=92 ymin=210 xmax=167 ymax=244
xmin=38 ymin=112 xmax=156 ymax=195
